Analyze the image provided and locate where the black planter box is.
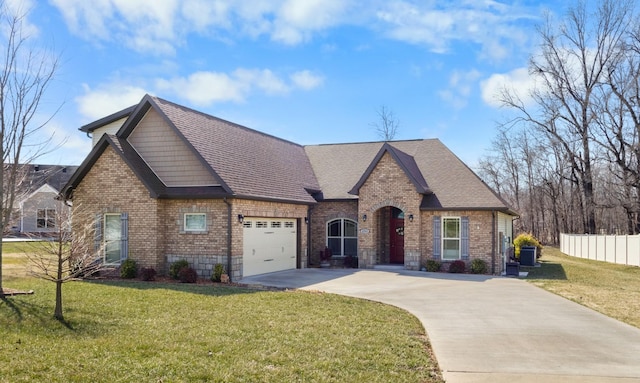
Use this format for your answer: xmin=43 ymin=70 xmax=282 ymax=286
xmin=506 ymin=262 xmax=520 ymax=276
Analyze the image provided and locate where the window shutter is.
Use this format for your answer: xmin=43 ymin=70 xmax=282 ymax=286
xmin=433 ymin=216 xmax=441 ymax=260
xmin=94 ymin=213 xmax=103 ymax=254
xmin=120 ymin=212 xmax=129 ymax=261
xmin=461 ymin=216 xmax=469 ymax=260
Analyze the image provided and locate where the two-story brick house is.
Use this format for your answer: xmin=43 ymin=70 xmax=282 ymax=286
xmin=62 ymin=94 xmax=516 ymax=280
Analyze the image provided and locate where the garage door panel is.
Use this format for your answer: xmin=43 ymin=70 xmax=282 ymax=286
xmin=243 ymin=218 xmax=297 ymax=277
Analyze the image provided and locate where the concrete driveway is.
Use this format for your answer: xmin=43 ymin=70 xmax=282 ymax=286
xmin=239 ymin=269 xmax=640 ymax=383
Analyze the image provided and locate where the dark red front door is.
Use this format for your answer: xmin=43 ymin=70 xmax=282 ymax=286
xmin=390 ymin=217 xmax=405 ymax=264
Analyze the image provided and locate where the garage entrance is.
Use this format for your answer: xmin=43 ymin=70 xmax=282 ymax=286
xmin=242 ymin=218 xmax=297 ymax=277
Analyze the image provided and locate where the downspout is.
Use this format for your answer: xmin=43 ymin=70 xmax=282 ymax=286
xmin=224 ymin=198 xmax=233 ymax=282
xmin=307 ymin=204 xmax=314 ymax=267
xmin=491 ymin=210 xmax=496 ymax=275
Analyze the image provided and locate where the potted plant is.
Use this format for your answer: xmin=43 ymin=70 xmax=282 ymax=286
xmin=320 ymin=247 xmax=332 ymax=268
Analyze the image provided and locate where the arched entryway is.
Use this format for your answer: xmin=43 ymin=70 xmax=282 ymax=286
xmin=374 ymin=206 xmax=405 ymax=265
xmin=389 ymin=207 xmax=405 ymax=264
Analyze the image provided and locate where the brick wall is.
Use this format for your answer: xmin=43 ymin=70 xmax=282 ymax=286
xmin=72 ymin=147 xmax=313 ymax=281
xmin=421 ymin=210 xmax=499 ymax=274
xmin=356 ymin=152 xmax=423 ymax=269
xmin=309 ymin=200 xmax=358 ymax=265
xmin=72 ymin=146 xmax=163 ymax=271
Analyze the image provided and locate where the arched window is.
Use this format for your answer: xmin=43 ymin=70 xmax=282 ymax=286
xmin=327 ymin=218 xmax=358 ymax=256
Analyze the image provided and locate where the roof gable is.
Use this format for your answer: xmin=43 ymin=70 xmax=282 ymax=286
xmin=149 ymin=96 xmax=319 ymax=203
xmin=306 ymin=139 xmax=516 ymax=213
xmin=128 ymin=107 xmax=221 ymax=187
xmin=348 ymin=143 xmax=430 ymax=195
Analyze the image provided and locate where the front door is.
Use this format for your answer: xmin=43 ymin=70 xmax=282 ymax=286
xmin=389 ymin=209 xmax=405 ymax=264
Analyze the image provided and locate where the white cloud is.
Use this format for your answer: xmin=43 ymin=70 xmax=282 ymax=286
xmin=438 ymin=69 xmax=482 ymax=109
xmin=480 ymin=67 xmax=536 ymax=108
xmin=2 ymin=0 xmax=39 ymax=37
xmin=49 ymin=0 xmax=355 ymax=53
xmin=76 ymin=83 xmax=148 ymax=120
xmin=290 ymin=70 xmax=324 ymax=90
xmin=376 ymin=1 xmax=536 ymax=62
xmin=156 ymin=68 xmax=323 ymax=106
xmin=272 ymin=0 xmax=351 ymax=44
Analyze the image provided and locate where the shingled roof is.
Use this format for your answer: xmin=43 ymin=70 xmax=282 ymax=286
xmin=64 ymin=94 xmax=514 ymax=213
xmin=17 ymin=164 xmax=78 ymax=196
xmin=65 ymin=95 xmax=320 ymax=204
xmin=305 ymin=139 xmax=515 ymax=213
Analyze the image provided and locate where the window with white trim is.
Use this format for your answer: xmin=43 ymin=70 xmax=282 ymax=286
xmin=442 ymin=217 xmax=461 ymax=260
xmin=184 ymin=213 xmax=206 ymax=232
xmin=37 ymin=208 xmax=56 ymax=229
xmin=327 ymin=218 xmax=357 ymax=257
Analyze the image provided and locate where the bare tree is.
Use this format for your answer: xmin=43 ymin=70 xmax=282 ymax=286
xmin=24 ymin=203 xmax=107 ymax=321
xmin=371 ymin=105 xmax=399 ymax=141
xmin=0 ymin=2 xmax=59 ymax=297
xmin=498 ymin=0 xmax=632 ymax=234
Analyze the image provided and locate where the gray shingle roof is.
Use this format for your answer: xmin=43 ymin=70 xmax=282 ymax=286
xmin=65 ymin=94 xmax=514 ymax=213
xmin=305 ymin=139 xmax=514 ymax=212
xmin=150 ymin=97 xmax=320 ymax=203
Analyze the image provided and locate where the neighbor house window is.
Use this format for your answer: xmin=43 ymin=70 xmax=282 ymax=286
xmin=442 ymin=217 xmax=461 ymax=260
xmin=327 ymin=219 xmax=357 ymax=257
xmin=37 ymin=208 xmax=56 ymax=229
xmin=184 ymin=213 xmax=206 ymax=232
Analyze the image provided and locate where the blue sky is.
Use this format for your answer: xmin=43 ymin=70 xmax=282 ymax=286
xmin=13 ymin=0 xmax=563 ymax=167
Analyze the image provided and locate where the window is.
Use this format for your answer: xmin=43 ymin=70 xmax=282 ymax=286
xmin=37 ymin=209 xmax=56 ymax=229
xmin=104 ymin=214 xmax=123 ymax=264
xmin=442 ymin=217 xmax=461 ymax=260
xmin=327 ymin=219 xmax=357 ymax=257
xmin=184 ymin=213 xmax=206 ymax=232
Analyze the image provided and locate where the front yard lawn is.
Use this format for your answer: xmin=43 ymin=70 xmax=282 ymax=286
xmin=525 ymin=247 xmax=640 ymax=329
xmin=0 ymin=275 xmax=442 ymax=382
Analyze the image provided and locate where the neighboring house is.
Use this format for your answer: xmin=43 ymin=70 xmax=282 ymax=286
xmin=10 ymin=164 xmax=78 ymax=235
xmin=61 ymin=95 xmax=517 ymax=280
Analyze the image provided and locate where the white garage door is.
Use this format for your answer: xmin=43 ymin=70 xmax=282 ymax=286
xmin=243 ymin=218 xmax=297 ymax=277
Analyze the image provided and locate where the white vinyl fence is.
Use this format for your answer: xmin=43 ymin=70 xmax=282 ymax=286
xmin=560 ymin=233 xmax=640 ymax=267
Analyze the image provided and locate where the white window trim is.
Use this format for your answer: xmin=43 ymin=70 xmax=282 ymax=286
xmin=36 ymin=208 xmax=56 ymax=229
xmin=326 ymin=218 xmax=358 ymax=257
xmin=184 ymin=213 xmax=207 ymax=232
xmin=442 ymin=217 xmax=461 ymax=261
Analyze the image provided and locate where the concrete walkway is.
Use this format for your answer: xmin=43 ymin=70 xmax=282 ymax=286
xmin=240 ymin=269 xmax=640 ymax=383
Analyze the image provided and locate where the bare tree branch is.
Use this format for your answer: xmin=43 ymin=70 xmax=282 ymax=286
xmin=0 ymin=2 xmax=60 ymax=297
xmin=370 ymin=105 xmax=399 ymax=141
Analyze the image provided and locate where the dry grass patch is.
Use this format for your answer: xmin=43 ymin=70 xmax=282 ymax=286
xmin=525 ymin=247 xmax=640 ymax=328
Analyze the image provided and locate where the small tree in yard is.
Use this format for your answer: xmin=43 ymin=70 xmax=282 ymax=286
xmin=24 ymin=203 xmax=107 ymax=321
xmin=0 ymin=2 xmax=60 ymax=297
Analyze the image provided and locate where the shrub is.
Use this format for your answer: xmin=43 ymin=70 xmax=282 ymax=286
xmin=169 ymin=259 xmax=190 ymax=279
xmin=424 ymin=259 xmax=441 ymax=272
xmin=140 ymin=267 xmax=157 ymax=281
xmin=448 ymin=260 xmax=466 ymax=273
xmin=178 ymin=267 xmax=198 ymax=283
xmin=212 ymin=263 xmax=225 ymax=282
xmin=470 ymin=259 xmax=488 ymax=274
xmin=120 ymin=259 xmax=137 ymax=279
xmin=513 ymin=233 xmax=543 ymax=259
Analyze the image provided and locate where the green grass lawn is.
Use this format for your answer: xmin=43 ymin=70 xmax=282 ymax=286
xmin=0 ymin=252 xmax=443 ymax=382
xmin=525 ymin=247 xmax=640 ymax=329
